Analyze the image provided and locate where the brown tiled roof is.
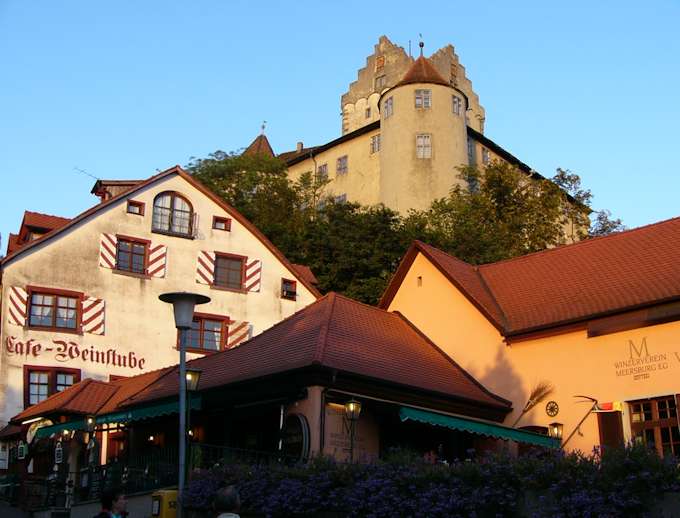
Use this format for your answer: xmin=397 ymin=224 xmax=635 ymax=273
xmin=1 ymin=166 xmax=321 ymax=299
xmin=10 ymin=368 xmax=173 ymax=423
xmin=278 ymin=146 xmax=320 ymax=163
xmin=291 ymin=263 xmax=318 ymax=286
xmin=122 ymin=293 xmax=510 ymax=411
xmin=6 ymin=233 xmax=21 ymax=254
xmin=12 ymin=379 xmax=118 ymax=423
xmin=381 ymin=217 xmax=680 ymax=336
xmin=396 ymin=55 xmax=450 ymax=88
xmin=243 ymin=134 xmax=275 ymax=158
xmin=23 ymin=211 xmax=71 ymax=231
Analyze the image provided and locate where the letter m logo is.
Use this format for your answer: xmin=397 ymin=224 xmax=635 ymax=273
xmin=629 ymin=338 xmax=650 ymax=359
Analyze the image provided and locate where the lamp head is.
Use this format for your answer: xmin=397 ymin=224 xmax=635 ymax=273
xmin=344 ymin=399 xmax=362 ymax=421
xmin=186 ymin=368 xmax=202 ymax=392
xmin=159 ymin=292 xmax=211 ymax=329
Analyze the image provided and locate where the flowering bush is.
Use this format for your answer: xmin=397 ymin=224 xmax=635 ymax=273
xmin=182 ymin=444 xmax=680 ymax=517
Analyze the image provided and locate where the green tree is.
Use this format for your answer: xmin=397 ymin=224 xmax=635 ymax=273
xmin=404 ymin=162 xmax=566 ymax=264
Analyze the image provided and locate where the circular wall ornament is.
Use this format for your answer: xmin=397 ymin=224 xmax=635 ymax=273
xmin=546 ymin=401 xmax=559 ymax=417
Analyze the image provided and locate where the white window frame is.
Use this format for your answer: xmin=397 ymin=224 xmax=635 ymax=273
xmin=370 ymin=134 xmax=381 ymax=154
xmin=416 ymin=134 xmax=432 ymax=159
xmin=336 ymin=155 xmax=349 ymax=175
xmin=453 ymin=95 xmax=462 ymax=116
xmin=384 ymin=97 xmax=393 ymax=118
xmin=415 ymin=89 xmax=432 ymax=109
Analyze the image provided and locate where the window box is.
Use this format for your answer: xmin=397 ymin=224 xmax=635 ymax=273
xmin=24 ymin=365 xmax=81 ymax=407
xmin=27 ymin=286 xmax=83 ymax=334
xmin=127 ymin=200 xmax=145 ymax=215
xmin=212 ymin=216 xmax=232 ymax=231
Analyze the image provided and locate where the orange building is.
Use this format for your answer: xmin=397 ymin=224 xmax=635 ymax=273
xmin=381 ymin=218 xmax=680 ymax=455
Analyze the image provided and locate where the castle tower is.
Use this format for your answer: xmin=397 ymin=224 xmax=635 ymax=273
xmin=378 ymin=48 xmax=470 ymax=213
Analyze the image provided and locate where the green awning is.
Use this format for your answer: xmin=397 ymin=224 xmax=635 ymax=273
xmin=96 ymin=397 xmax=202 ymax=425
xmin=34 ymin=397 xmax=202 ymax=438
xmin=399 ymin=407 xmax=560 ymax=449
xmin=35 ymin=420 xmax=86 ymax=439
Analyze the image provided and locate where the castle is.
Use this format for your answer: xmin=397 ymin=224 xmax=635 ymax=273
xmin=247 ymin=36 xmax=545 ymax=214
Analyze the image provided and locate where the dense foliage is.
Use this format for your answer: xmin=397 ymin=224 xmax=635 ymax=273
xmin=187 ymin=152 xmax=624 ymax=304
xmin=183 ymin=445 xmax=679 ymax=517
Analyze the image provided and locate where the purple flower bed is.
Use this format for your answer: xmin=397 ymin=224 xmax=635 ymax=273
xmin=182 ymin=445 xmax=680 ymax=517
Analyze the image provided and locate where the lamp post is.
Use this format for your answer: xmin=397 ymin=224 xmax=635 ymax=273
xmin=344 ymin=399 xmax=362 ymax=463
xmin=159 ymin=292 xmax=210 ymax=516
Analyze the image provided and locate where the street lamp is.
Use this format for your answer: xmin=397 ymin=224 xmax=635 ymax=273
xmin=186 ymin=368 xmax=202 ymax=392
xmin=344 ymin=399 xmax=362 ymax=462
xmin=159 ymin=292 xmax=210 ymax=516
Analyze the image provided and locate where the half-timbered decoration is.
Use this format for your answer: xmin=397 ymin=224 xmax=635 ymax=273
xmin=380 ymin=217 xmax=680 ymax=455
xmin=0 ymin=166 xmax=320 ymax=444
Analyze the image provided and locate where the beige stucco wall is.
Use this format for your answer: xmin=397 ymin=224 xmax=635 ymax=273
xmin=286 ymin=130 xmax=382 ymax=207
xmin=379 ymin=82 xmax=469 ymax=213
xmin=0 ymin=172 xmax=318 ymax=426
xmin=387 ymin=252 xmax=680 ymax=453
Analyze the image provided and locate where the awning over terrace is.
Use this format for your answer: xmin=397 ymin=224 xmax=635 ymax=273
xmin=34 ymin=398 xmax=201 ymax=439
xmin=399 ymin=407 xmax=560 ymax=449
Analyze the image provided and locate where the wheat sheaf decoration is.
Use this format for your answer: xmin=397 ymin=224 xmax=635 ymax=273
xmin=512 ymin=380 xmax=555 ymax=428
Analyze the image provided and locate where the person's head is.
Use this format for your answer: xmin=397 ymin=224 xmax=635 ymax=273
xmin=101 ymin=488 xmax=127 ymax=515
xmin=213 ymin=485 xmax=240 ymax=514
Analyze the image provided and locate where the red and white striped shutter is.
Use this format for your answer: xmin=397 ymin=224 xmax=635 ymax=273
xmin=82 ymin=297 xmax=105 ymax=335
xmin=99 ymin=234 xmax=117 ymax=269
xmin=227 ymin=321 xmax=252 ymax=349
xmin=147 ymin=243 xmax=168 ymax=278
xmin=245 ymin=259 xmax=262 ymax=292
xmin=7 ymin=287 xmax=28 ymax=327
xmin=196 ymin=251 xmax=215 ymax=285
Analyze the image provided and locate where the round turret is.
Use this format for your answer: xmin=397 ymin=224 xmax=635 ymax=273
xmin=378 ymin=54 xmax=469 ymax=213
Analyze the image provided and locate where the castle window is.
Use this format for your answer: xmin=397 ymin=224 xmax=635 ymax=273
xmin=336 ymin=155 xmax=349 ymax=175
xmin=316 ymin=163 xmax=328 ymax=181
xmin=482 ymin=148 xmax=490 ymax=165
xmin=384 ymin=97 xmax=394 ymax=118
xmin=467 ymin=140 xmax=475 ymax=164
xmin=416 ymin=134 xmax=432 ymax=159
xmin=365 ymin=107 xmax=371 ymax=119
xmin=375 ymin=75 xmax=386 ymax=91
xmin=152 ymin=192 xmax=194 ymax=238
xmin=375 ymin=55 xmax=385 ymax=73
xmin=452 ymin=95 xmax=463 ymax=116
xmin=334 ymin=194 xmax=347 ymax=203
xmin=370 ymin=134 xmax=381 ymax=154
xmin=415 ymin=89 xmax=432 ymax=109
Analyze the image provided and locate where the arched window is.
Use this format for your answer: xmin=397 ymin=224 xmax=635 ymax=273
xmin=152 ymin=192 xmax=193 ymax=236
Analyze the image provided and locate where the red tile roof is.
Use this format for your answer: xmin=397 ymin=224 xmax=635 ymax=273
xmin=1 ymin=166 xmax=321 ymax=299
xmin=396 ymin=55 xmax=450 ymax=88
xmin=243 ymin=134 xmax=275 ymax=157
xmin=10 ymin=368 xmax=172 ymax=423
xmin=122 ymin=293 xmax=510 ymax=412
xmin=6 ymin=233 xmax=21 ymax=255
xmin=381 ymin=217 xmax=680 ymax=336
xmin=23 ymin=211 xmax=71 ymax=231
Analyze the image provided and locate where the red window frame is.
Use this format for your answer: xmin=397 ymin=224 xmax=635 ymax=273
xmin=127 ymin=200 xmax=145 ymax=216
xmin=212 ymin=216 xmax=232 ymax=231
xmin=26 ymin=286 xmax=84 ymax=334
xmin=23 ymin=365 xmax=81 ymax=408
xmin=177 ymin=312 xmax=231 ymax=354
xmin=213 ymin=252 xmax=246 ymax=292
xmin=115 ymin=234 xmax=150 ymax=275
xmin=281 ymin=278 xmax=297 ymax=300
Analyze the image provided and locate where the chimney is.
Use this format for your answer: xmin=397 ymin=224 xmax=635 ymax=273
xmin=296 ymin=141 xmax=304 ymax=153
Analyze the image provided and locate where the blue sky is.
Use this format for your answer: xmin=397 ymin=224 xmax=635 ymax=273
xmin=1 ymin=1 xmax=679 ymax=249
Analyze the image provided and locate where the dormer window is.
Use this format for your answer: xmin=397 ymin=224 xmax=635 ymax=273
xmin=152 ymin=192 xmax=193 ymax=237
